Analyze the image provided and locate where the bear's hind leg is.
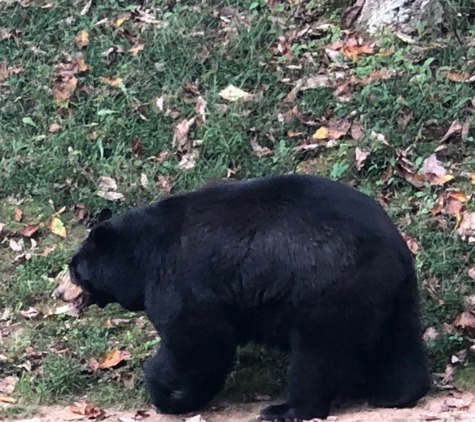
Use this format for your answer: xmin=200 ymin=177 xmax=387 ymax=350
xmin=368 ymin=289 xmax=430 ymax=409
xmin=145 ymin=319 xmax=237 ymax=414
xmin=261 ymin=330 xmax=345 ymax=421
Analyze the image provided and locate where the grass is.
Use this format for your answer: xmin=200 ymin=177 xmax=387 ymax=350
xmin=1 ymin=0 xmax=475 ymax=416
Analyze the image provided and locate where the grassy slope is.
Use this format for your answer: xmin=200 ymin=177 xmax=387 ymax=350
xmin=1 ymin=0 xmax=475 ymax=415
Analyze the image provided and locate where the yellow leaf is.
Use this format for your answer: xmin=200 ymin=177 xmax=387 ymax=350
xmin=471 ymin=173 xmax=475 ymax=184
xmin=129 ymin=44 xmax=144 ymax=56
xmin=100 ymin=76 xmax=123 ymax=87
xmin=77 ymin=58 xmax=88 ymax=72
xmin=448 ymin=192 xmax=468 ymax=203
xmin=312 ymin=127 xmax=329 ymax=140
xmin=0 ymin=396 xmax=17 ymax=404
xmin=75 ymin=30 xmax=89 ymax=49
xmin=48 ymin=216 xmax=66 ymax=238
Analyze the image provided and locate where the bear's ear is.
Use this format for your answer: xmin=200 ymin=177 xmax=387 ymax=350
xmin=91 ymin=222 xmax=117 ymax=251
xmin=97 ymin=208 xmax=113 ymax=223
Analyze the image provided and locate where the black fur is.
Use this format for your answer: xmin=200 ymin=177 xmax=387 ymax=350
xmin=69 ymin=174 xmax=430 ymax=421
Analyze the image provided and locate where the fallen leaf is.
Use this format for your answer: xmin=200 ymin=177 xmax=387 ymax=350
xmin=400 ymin=231 xmax=418 ymax=254
xmin=350 ymin=122 xmax=365 ymax=141
xmin=312 ymin=119 xmax=351 ymax=141
xmin=355 ymin=147 xmax=370 ymax=170
xmin=140 ymin=173 xmax=148 ymax=188
xmin=14 ymin=208 xmax=22 ymax=222
xmin=75 ymin=30 xmax=89 ymax=49
xmin=49 ymin=123 xmax=61 ymax=132
xmin=250 ymin=138 xmax=272 ymax=157
xmin=52 ymin=58 xmax=86 ymax=106
xmin=98 ymin=350 xmax=131 ymax=369
xmin=48 ymin=216 xmax=66 ymax=238
xmin=444 ymin=70 xmax=470 ymax=82
xmin=370 ymin=131 xmax=390 ymax=146
xmin=420 ymin=154 xmax=453 ymax=186
xmin=88 ymin=358 xmax=100 ymax=372
xmin=195 ymin=96 xmax=207 ymax=122
xmin=219 ymin=85 xmax=253 ymax=102
xmin=440 ymin=120 xmax=462 ymax=142
xmin=20 ymin=307 xmax=40 ymax=319
xmin=41 ymin=245 xmax=57 ymax=256
xmin=156 ymin=176 xmax=173 ymax=194
xmin=178 ymin=150 xmax=199 ymax=170
xmin=98 ymin=191 xmax=125 ymax=201
xmin=0 ymin=377 xmax=17 ymax=396
xmin=468 ymin=267 xmax=475 ymax=280
xmin=112 ymin=13 xmax=131 ymax=28
xmin=0 ymin=395 xmax=17 ymax=404
xmin=395 ymin=150 xmax=425 ymax=188
xmin=444 ymin=397 xmax=471 ymax=410
xmin=0 ymin=222 xmax=4 ymax=233
xmin=423 ymin=327 xmax=439 ymax=341
xmin=99 ymin=76 xmax=123 ymax=87
xmin=129 ymin=44 xmax=144 ymax=56
xmin=16 ymin=224 xmax=40 ymax=238
xmin=172 ymin=118 xmax=195 ymax=150
xmin=9 ymin=239 xmax=22 ymax=252
xmin=457 ymin=212 xmax=475 ymax=241
xmin=70 ymin=402 xmax=105 ymax=419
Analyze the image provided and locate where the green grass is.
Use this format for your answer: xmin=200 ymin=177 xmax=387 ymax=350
xmin=1 ymin=0 xmax=475 ymax=415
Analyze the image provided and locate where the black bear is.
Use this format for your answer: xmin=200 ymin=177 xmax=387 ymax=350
xmin=66 ymin=174 xmax=430 ymax=421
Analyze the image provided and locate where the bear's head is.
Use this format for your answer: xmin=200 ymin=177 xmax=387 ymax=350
xmin=67 ymin=208 xmax=146 ymax=312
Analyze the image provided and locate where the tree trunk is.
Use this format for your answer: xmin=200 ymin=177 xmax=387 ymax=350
xmin=355 ymin=0 xmax=443 ymax=35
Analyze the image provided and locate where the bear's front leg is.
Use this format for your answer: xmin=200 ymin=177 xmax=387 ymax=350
xmin=144 ymin=319 xmax=238 ymax=414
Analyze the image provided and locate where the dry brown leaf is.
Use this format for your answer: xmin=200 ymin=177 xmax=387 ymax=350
xmin=16 ymin=224 xmax=40 ymax=238
xmin=172 ymin=118 xmax=195 ymax=150
xmin=444 ymin=70 xmax=470 ymax=82
xmin=75 ymin=30 xmax=89 ymax=49
xmin=98 ymin=349 xmax=131 ymax=369
xmin=399 ymin=231 xmax=418 ymax=254
xmin=457 ymin=212 xmax=475 ymax=242
xmin=195 ymin=96 xmax=207 ymax=122
xmin=350 ymin=122 xmax=365 ymax=141
xmin=129 ymin=44 xmax=144 ymax=56
xmin=341 ymin=43 xmax=373 ymax=61
xmin=468 ymin=267 xmax=475 ymax=280
xmin=0 ymin=377 xmax=17 ymax=396
xmin=131 ymin=136 xmax=142 ymax=156
xmin=312 ymin=119 xmax=351 ymax=141
xmin=420 ymin=154 xmax=453 ymax=186
xmin=395 ymin=150 xmax=425 ymax=188
xmin=250 ymin=138 xmax=272 ymax=157
xmin=14 ymin=208 xmax=22 ymax=222
xmin=49 ymin=123 xmax=61 ymax=132
xmin=370 ymin=131 xmax=390 ymax=146
xmin=454 ymin=311 xmax=475 ymax=334
xmin=97 ymin=176 xmax=125 ymax=201
xmin=355 ymin=147 xmax=370 ymax=170
xmin=70 ymin=402 xmax=105 ymax=419
xmin=440 ymin=120 xmax=462 ymax=142
xmin=178 ymin=150 xmax=199 ymax=170
xmin=99 ymin=76 xmax=123 ymax=86
xmin=98 ymin=191 xmax=125 ymax=201
xmin=156 ymin=175 xmax=173 ymax=194
xmin=9 ymin=239 xmax=22 ymax=252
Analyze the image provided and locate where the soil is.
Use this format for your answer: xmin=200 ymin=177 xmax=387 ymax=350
xmin=5 ymin=393 xmax=475 ymax=422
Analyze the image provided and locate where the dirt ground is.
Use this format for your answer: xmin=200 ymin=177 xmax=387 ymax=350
xmin=6 ymin=393 xmax=475 ymax=422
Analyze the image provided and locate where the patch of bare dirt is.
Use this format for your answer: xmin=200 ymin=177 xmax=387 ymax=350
xmin=5 ymin=393 xmax=475 ymax=422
